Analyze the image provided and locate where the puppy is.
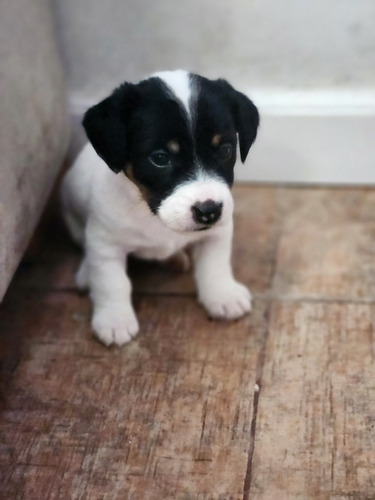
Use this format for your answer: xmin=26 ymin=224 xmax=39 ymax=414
xmin=61 ymin=70 xmax=259 ymax=346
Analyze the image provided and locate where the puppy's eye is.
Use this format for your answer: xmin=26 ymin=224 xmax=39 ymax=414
xmin=218 ymin=143 xmax=233 ymax=161
xmin=149 ymin=150 xmax=170 ymax=168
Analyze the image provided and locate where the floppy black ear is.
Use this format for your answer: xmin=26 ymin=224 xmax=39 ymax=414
xmin=218 ymin=79 xmax=260 ymax=163
xmin=82 ymin=84 xmax=136 ymax=173
xmin=232 ymin=91 xmax=259 ymax=163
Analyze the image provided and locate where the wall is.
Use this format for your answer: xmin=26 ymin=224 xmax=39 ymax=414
xmin=53 ymin=0 xmax=375 ymax=183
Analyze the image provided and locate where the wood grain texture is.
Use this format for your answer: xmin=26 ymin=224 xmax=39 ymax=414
xmin=273 ymin=188 xmax=375 ymax=300
xmin=0 ymin=290 xmax=267 ymax=499
xmin=250 ymin=302 xmax=375 ymax=499
xmin=2 ymin=184 xmax=375 ymax=499
xmin=14 ymin=186 xmax=279 ymax=296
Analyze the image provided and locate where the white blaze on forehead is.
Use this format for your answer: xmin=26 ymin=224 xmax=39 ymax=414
xmin=153 ymin=70 xmax=192 ymax=120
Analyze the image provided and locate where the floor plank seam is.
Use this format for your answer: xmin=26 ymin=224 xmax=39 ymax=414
xmin=14 ymin=286 xmax=197 ymax=298
xmin=243 ymin=198 xmax=283 ymax=500
xmin=254 ymin=293 xmax=375 ymax=305
xmin=242 ymin=303 xmax=272 ymax=500
xmin=14 ymin=286 xmax=375 ymax=306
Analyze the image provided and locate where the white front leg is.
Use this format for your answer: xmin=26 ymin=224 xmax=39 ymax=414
xmin=193 ymin=223 xmax=252 ymax=319
xmin=85 ymin=222 xmax=139 ymax=346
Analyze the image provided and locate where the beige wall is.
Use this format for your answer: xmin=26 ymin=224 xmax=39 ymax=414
xmin=52 ymin=0 xmax=375 ymax=185
xmin=53 ymin=0 xmax=375 ymax=100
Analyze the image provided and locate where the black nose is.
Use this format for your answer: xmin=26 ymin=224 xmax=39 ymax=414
xmin=191 ymin=200 xmax=223 ymax=225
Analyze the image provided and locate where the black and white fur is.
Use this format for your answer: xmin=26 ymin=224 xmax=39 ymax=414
xmin=61 ymin=70 xmax=259 ymax=346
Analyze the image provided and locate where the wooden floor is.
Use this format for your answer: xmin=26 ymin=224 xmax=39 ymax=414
xmin=1 ymin=184 xmax=375 ymax=499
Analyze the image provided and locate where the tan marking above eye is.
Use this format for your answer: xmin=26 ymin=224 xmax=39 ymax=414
xmin=124 ymin=163 xmax=151 ymax=202
xmin=167 ymin=140 xmax=180 ymax=153
xmin=212 ymin=134 xmax=221 ymax=147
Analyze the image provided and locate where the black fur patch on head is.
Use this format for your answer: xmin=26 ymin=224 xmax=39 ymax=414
xmin=191 ymin=75 xmax=259 ymax=165
xmin=82 ymin=83 xmax=138 ymax=173
xmin=124 ymin=78 xmax=196 ymax=213
xmin=82 ymin=73 xmax=259 ymax=213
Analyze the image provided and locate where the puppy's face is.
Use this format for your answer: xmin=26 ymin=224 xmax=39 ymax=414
xmin=83 ymin=71 xmax=259 ymax=232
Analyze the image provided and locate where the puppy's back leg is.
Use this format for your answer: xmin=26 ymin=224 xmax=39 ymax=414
xmin=62 ymin=209 xmax=85 ymax=247
xmin=60 ymin=176 xmax=87 ymax=247
xmin=76 ymin=257 xmax=89 ymax=291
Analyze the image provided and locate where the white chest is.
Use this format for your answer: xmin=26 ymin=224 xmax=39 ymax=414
xmin=128 ymin=220 xmax=198 ymax=260
xmin=104 ymin=202 xmax=198 ymax=260
xmin=93 ymin=167 xmax=204 ymax=260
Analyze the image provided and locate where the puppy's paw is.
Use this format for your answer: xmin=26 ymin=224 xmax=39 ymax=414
xmin=199 ymin=281 xmax=252 ymax=320
xmin=92 ymin=307 xmax=139 ymax=346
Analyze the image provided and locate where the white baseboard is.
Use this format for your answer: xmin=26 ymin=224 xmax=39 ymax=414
xmin=69 ymin=89 xmax=375 ymax=185
xmin=236 ymin=89 xmax=375 ymax=185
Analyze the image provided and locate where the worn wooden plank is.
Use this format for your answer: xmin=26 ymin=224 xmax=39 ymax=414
xmin=250 ymin=301 xmax=375 ymax=499
xmin=4 ymin=184 xmax=375 ymax=499
xmin=14 ymin=185 xmax=279 ymax=298
xmin=273 ymin=188 xmax=375 ymax=300
xmin=18 ymin=185 xmax=375 ymax=300
xmin=127 ymin=185 xmax=278 ymax=296
xmin=0 ymin=287 xmax=268 ymax=499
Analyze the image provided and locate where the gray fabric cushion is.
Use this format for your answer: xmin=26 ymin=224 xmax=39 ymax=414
xmin=0 ymin=0 xmax=69 ymax=300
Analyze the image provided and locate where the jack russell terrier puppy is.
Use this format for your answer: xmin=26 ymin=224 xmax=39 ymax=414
xmin=61 ymin=70 xmax=259 ymax=346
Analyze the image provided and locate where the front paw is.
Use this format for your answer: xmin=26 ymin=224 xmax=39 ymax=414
xmin=199 ymin=281 xmax=252 ymax=320
xmin=92 ymin=306 xmax=139 ymax=346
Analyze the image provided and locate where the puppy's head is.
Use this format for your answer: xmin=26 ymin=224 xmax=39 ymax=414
xmin=83 ymin=70 xmax=259 ymax=232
